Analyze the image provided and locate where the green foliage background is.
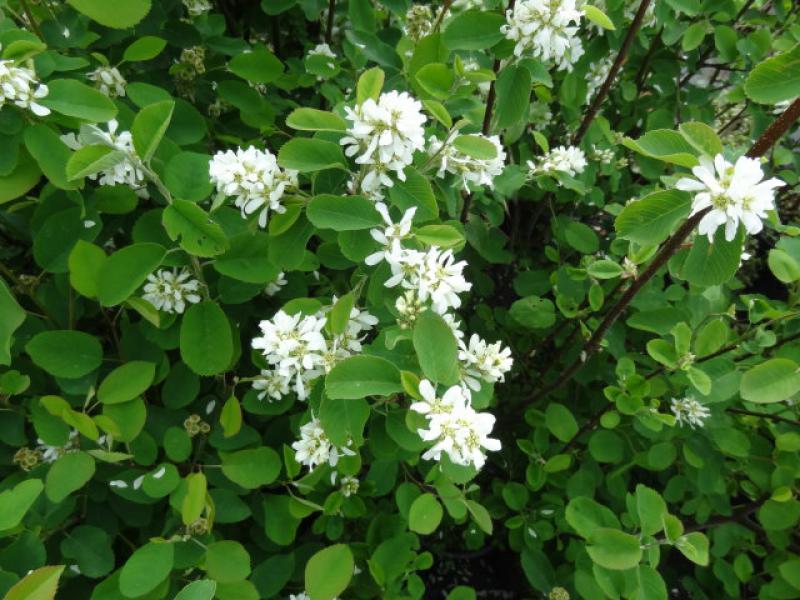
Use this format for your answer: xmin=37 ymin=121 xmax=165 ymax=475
xmin=0 ymin=0 xmax=799 ymax=599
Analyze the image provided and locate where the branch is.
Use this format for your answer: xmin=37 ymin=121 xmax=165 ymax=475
xmin=482 ymin=0 xmax=516 ymax=135
xmin=727 ymin=408 xmax=800 ymax=427
xmin=535 ymin=100 xmax=800 ymax=399
xmin=325 ymin=0 xmax=336 ymax=45
xmin=572 ymin=0 xmax=653 ymax=145
xmin=432 ymin=0 xmax=453 ymax=33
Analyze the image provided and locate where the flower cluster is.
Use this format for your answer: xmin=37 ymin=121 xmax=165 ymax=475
xmin=87 ymin=65 xmax=127 ymax=97
xmin=183 ymin=0 xmax=212 ymax=17
xmin=142 ymin=268 xmax=202 ymax=314
xmin=411 ymin=380 xmax=501 ymax=469
xmin=428 ymin=134 xmax=507 ymax=192
xmin=209 ymin=146 xmax=298 ymax=228
xmin=292 ymin=416 xmax=355 ymax=471
xmin=585 ymin=59 xmax=612 ymax=100
xmin=0 ymin=54 xmax=50 ymax=116
xmin=676 ymin=154 xmax=785 ymax=242
xmin=404 ymin=4 xmax=434 ymax=42
xmin=528 ymin=145 xmax=588 ymax=178
xmin=670 ymin=397 xmax=711 ymax=429
xmin=251 ymin=304 xmax=378 ymax=402
xmin=501 ymin=0 xmax=584 ymax=71
xmin=459 ymin=334 xmax=514 ymax=391
xmin=307 ymin=43 xmax=336 ymax=69
xmin=341 ymin=91 xmax=427 ymax=200
xmin=61 ymin=120 xmax=145 ymax=188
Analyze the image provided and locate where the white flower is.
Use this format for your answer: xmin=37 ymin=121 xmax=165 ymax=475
xmin=209 ymin=146 xmax=298 ymax=228
xmin=309 ymin=43 xmax=336 ymax=59
xmin=183 ymin=0 xmax=212 ymax=17
xmin=384 ymin=246 xmax=427 ymax=288
xmin=340 ymin=475 xmax=359 ymax=497
xmin=265 ymin=271 xmax=288 ymax=296
xmin=428 ymin=134 xmax=506 ymax=192
xmin=365 ymin=203 xmax=417 ymax=266
xmin=341 ymin=91 xmax=427 ymax=197
xmin=442 ymin=313 xmax=465 ymax=341
xmin=142 ymin=268 xmax=202 ymax=314
xmin=61 ymin=120 xmax=145 ymax=188
xmin=0 ymin=54 xmax=50 ymax=116
xmin=670 ymin=397 xmax=711 ymax=429
xmin=585 ymin=59 xmax=611 ymax=101
xmin=528 ymin=145 xmax=587 ymax=178
xmin=251 ymin=310 xmax=328 ymax=400
xmin=87 ymin=65 xmax=127 ymax=97
xmin=36 ymin=430 xmax=79 ymax=464
xmin=416 ymin=247 xmax=472 ymax=314
xmin=252 ymin=368 xmax=291 ymax=402
xmin=459 ymin=334 xmax=514 ymax=390
xmin=676 ymin=154 xmax=785 ymax=242
xmin=339 ymin=305 xmax=378 ymax=353
xmin=292 ymin=417 xmax=354 ymax=471
xmin=414 ymin=382 xmax=501 ymax=470
xmin=501 ymin=0 xmax=584 ymax=71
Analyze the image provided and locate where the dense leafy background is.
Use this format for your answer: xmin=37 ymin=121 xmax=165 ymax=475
xmin=1 ymin=0 xmax=800 ymax=599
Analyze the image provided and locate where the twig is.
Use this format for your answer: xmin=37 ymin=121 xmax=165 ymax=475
xmin=727 ymin=408 xmax=800 ymax=427
xmin=481 ymin=0 xmax=516 ymax=135
xmin=18 ymin=0 xmax=42 ymax=38
xmin=325 ymin=0 xmax=336 ymax=45
xmin=572 ymin=0 xmax=653 ymax=145
xmin=432 ymin=0 xmax=454 ymax=33
xmin=534 ymin=101 xmax=800 ymax=399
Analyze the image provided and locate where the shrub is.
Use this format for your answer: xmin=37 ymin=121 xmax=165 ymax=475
xmin=0 ymin=0 xmax=799 ymax=599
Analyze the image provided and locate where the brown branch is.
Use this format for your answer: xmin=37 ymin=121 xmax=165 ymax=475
xmin=325 ymin=0 xmax=336 ymax=45
xmin=18 ymin=0 xmax=42 ymax=38
xmin=727 ymin=408 xmax=800 ymax=427
xmin=482 ymin=0 xmax=516 ymax=136
xmin=534 ymin=101 xmax=800 ymax=399
xmin=572 ymin=0 xmax=653 ymax=145
xmin=432 ymin=0 xmax=454 ymax=33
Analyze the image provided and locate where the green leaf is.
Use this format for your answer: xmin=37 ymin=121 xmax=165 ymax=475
xmin=745 ymin=45 xmax=800 ymax=104
xmin=465 ymin=500 xmax=493 ymax=534
xmin=564 ymin=220 xmax=599 ymax=253
xmin=586 ymin=528 xmax=643 ymax=570
xmin=582 ymin=5 xmax=615 ymax=30
xmin=683 ymin=226 xmax=744 ymax=287
xmin=622 ymin=129 xmax=699 ymax=168
xmin=206 ymin=541 xmax=251 ymax=583
xmin=228 ymin=48 xmax=284 ymax=84
xmin=97 ymin=361 xmax=155 ymax=405
xmin=319 ymin=395 xmax=370 ymax=446
xmin=442 ymin=10 xmax=505 ymax=50
xmin=413 ymin=311 xmax=460 ymax=386
xmin=0 ymin=150 xmax=41 ymax=204
xmin=0 ymin=479 xmax=44 ymax=530
xmin=26 ymin=330 xmax=103 ymax=378
xmin=119 ymin=542 xmax=174 ymax=597
xmin=415 ymin=63 xmax=455 ymax=100
xmin=422 ymin=99 xmax=452 ymax=128
xmin=679 ymin=121 xmax=723 ymax=157
xmin=356 ymin=67 xmax=384 ymax=105
xmin=769 ymin=248 xmax=800 ymax=283
xmin=286 ymin=108 xmax=347 ymax=132
xmin=545 ymin=403 xmax=578 ymax=442
xmin=494 ymin=64 xmax=531 ymax=130
xmin=307 ymin=194 xmax=382 ymax=231
xmin=636 ymin=484 xmax=667 ymax=537
xmin=330 ymin=293 xmax=356 ymax=337
xmin=3 ymin=565 xmax=64 ymax=600
xmin=132 ymin=100 xmax=174 ymax=161
xmin=681 ymin=22 xmax=707 ymax=52
xmin=182 ymin=472 xmax=207 ymax=525
xmin=67 ymin=241 xmax=106 ymax=299
xmin=164 ymin=151 xmax=214 ymax=202
xmin=409 ymin=493 xmax=444 ymax=535
xmin=66 ymin=145 xmax=125 ymax=181
xmin=615 ymin=190 xmax=692 ymax=246
xmin=278 ymin=138 xmax=346 ymax=172
xmin=180 ymin=301 xmax=234 ymax=376
xmin=221 ymin=447 xmax=281 ymax=489
xmin=67 ymin=0 xmax=151 ymax=27
xmin=40 ymin=79 xmax=118 ymax=122
xmin=390 ymin=167 xmax=438 ymax=222
xmin=45 ymin=451 xmax=96 ymax=503
xmin=214 ymin=233 xmax=278 ymax=284
xmin=97 ymin=243 xmax=166 ymax=306
xmin=163 ymin=200 xmax=229 ymax=258
xmin=175 ymin=580 xmax=217 ymax=600
xmin=676 ymin=532 xmax=709 ymax=566
xmin=220 ymin=396 xmax=242 ymax=438
xmin=509 ymin=295 xmax=556 ymax=329
xmin=452 ymin=135 xmax=498 ymax=160
xmin=565 ymin=497 xmax=620 ymax=538
xmin=0 ymin=277 xmax=25 ymax=366
xmin=305 ymin=544 xmax=354 ymax=600
xmin=23 ymin=124 xmax=79 ymax=190
xmin=587 ymin=259 xmax=624 ymax=279
xmin=59 ymin=525 xmax=114 ymax=578
xmin=325 ymin=355 xmax=403 ymax=399
xmin=122 ymin=36 xmax=167 ymax=62
xmin=414 ymin=224 xmax=465 ymax=250
xmin=740 ymin=358 xmax=800 ymax=403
